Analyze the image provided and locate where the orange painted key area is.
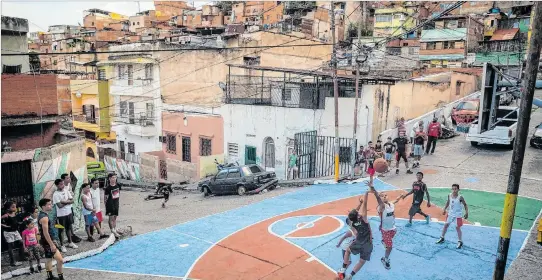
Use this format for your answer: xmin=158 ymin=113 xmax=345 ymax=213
xmin=188 ymin=190 xmax=450 ymax=280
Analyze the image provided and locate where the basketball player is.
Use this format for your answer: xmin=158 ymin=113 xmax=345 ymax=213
xmin=402 ymin=172 xmax=431 ymax=227
xmin=436 ymin=184 xmax=469 ymax=249
xmin=337 ymin=191 xmax=372 ymax=280
xmin=369 ymin=182 xmax=401 ymax=269
xmin=336 ymin=227 xmax=354 ymax=270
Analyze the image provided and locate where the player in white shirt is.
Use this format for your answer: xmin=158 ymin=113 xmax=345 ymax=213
xmin=89 ymin=179 xmax=103 ymax=235
xmin=436 ymin=184 xmax=469 ymax=249
xmin=370 ymin=183 xmax=401 ymax=270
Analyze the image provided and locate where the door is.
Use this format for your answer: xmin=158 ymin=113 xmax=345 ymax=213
xmin=224 ymin=168 xmax=242 ymax=193
xmin=245 ymin=146 xmax=256 ymax=164
xmin=211 ymin=169 xmax=229 ymax=194
xmin=128 ymin=102 xmax=135 ymax=124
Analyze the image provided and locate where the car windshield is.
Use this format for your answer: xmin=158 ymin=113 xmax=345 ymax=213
xmin=456 ymin=101 xmax=477 ymax=111
xmin=241 ymin=165 xmax=264 ymax=176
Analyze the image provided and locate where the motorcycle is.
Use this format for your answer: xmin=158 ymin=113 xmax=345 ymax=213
xmin=214 ymin=159 xmax=238 ymax=171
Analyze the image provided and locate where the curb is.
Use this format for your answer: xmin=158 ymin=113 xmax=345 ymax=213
xmin=1 ymin=235 xmax=116 ymax=279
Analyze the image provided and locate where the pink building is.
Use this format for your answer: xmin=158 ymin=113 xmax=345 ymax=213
xmin=161 ymin=111 xmax=224 ymax=181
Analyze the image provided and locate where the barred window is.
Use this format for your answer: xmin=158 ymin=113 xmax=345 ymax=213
xmin=200 ymin=138 xmax=212 ymax=156
xmin=182 ymin=136 xmax=191 ymax=162
xmin=166 ymin=134 xmax=176 ymax=154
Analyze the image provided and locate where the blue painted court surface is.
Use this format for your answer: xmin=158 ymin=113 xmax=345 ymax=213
xmin=66 ymin=179 xmax=528 ymax=279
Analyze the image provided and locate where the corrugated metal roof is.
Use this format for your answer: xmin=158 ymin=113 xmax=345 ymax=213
xmin=419 ymin=54 xmax=465 ymax=61
xmin=490 ymin=28 xmax=519 ymax=41
xmin=412 ymin=72 xmax=452 ymax=83
xmin=420 ymin=28 xmax=467 ymax=42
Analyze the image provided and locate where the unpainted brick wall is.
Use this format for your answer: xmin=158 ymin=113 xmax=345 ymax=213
xmin=1 ymin=74 xmax=59 ymax=117
xmin=1 ymin=122 xmax=60 ymax=151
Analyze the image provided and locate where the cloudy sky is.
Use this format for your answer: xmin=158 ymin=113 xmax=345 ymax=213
xmin=1 ymin=1 xmax=208 ymax=33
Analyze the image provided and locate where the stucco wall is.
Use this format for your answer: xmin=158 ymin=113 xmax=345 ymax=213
xmin=1 ymin=34 xmax=30 ymax=74
xmin=140 ymin=152 xmax=160 ymax=182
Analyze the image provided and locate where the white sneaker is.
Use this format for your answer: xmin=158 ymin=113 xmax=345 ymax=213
xmin=60 ymin=246 xmax=67 ymax=253
xmin=345 ymin=275 xmax=353 ymax=280
xmin=67 ymin=242 xmax=78 ymax=249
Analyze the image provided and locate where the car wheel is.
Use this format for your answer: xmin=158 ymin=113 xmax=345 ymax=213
xmin=470 ymin=141 xmax=479 ymax=147
xmin=237 ymin=185 xmax=246 ymax=196
xmin=508 ymin=139 xmax=515 ymax=150
xmin=203 ymin=186 xmax=210 ymax=197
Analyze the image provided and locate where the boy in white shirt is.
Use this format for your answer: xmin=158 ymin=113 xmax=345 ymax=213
xmin=89 ymin=179 xmax=103 ymax=235
xmin=51 ymin=179 xmax=77 ymax=252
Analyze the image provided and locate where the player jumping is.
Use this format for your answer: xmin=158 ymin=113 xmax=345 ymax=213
xmin=369 ymin=182 xmax=400 ymax=270
xmin=337 ymin=191 xmax=373 ymax=280
xmin=436 ymin=184 xmax=469 ymax=249
xmin=402 ymin=172 xmax=431 ymax=227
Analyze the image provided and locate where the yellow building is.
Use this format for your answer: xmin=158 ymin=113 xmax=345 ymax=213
xmin=373 ymin=4 xmax=416 ymax=38
xmin=71 ymin=65 xmax=115 ymax=162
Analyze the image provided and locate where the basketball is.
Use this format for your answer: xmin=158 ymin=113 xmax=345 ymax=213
xmin=373 ymin=158 xmax=389 ymax=173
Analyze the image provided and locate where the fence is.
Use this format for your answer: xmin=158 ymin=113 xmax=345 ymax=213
xmin=294 ymin=131 xmax=356 ymax=179
xmin=379 ymin=91 xmax=481 ymax=140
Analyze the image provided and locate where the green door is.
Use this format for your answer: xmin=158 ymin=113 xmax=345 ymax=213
xmin=245 ymin=146 xmax=256 ymax=164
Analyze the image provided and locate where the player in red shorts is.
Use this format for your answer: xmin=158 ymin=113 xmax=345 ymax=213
xmin=368 ymin=181 xmax=401 ymax=270
xmin=436 ymin=184 xmax=469 ymax=249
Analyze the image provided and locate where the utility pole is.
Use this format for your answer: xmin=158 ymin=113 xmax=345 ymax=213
xmin=493 ymin=2 xmax=542 ymax=280
xmin=331 ymin=2 xmax=340 ymax=182
xmin=351 ymin=6 xmax=363 ymax=179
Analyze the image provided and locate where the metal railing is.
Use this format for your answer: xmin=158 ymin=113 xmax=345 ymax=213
xmin=73 ymin=114 xmax=98 ymax=124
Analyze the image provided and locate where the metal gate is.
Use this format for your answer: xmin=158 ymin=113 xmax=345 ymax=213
xmin=294 ymin=131 xmax=356 ymax=179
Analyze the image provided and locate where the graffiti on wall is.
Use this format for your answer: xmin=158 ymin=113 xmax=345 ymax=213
xmin=104 ymin=156 xmax=141 ymax=182
xmin=32 ymin=151 xmax=86 ymax=231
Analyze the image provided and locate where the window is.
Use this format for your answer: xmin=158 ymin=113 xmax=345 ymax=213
xmin=2 ymin=65 xmax=22 ymax=74
xmin=128 ymin=143 xmax=135 ymax=154
xmin=137 ymin=22 xmax=140 ymax=26
xmin=120 ymin=101 xmax=128 ymax=117
xmin=408 ymin=47 xmax=416 ymax=55
xmin=243 ymin=56 xmax=260 ymax=66
xmin=85 ymin=131 xmax=96 ymax=140
xmin=245 ymin=146 xmax=256 ymax=164
xmin=98 ymin=69 xmax=106 ymax=80
xmin=200 ymin=138 xmax=212 ymax=156
xmin=182 ymin=136 xmax=191 ymax=162
xmin=127 ymin=65 xmax=133 ymax=85
xmin=403 ymin=42 xmax=408 ymax=47
xmin=426 ymin=42 xmax=436 ymax=50
xmin=227 ymin=168 xmax=241 ymax=178
xmin=376 ymin=15 xmax=392 ymax=23
xmin=456 ymin=81 xmax=463 ymax=95
xmin=228 ymin=143 xmax=239 ymax=157
xmin=283 ymin=88 xmax=292 ymax=101
xmin=128 ymin=102 xmax=135 ymax=124
xmin=145 ymin=103 xmax=154 ymax=125
xmin=166 ymin=134 xmax=176 ymax=154
xmin=91 ymin=22 xmax=94 ymax=26
xmin=132 ymin=22 xmax=135 ymax=26
xmin=263 ymin=137 xmax=275 ymax=168
xmin=443 ymin=41 xmax=455 ymax=49
xmin=118 ymin=65 xmax=125 ymax=79
xmin=145 ymin=64 xmax=153 ymax=79
xmin=216 ymin=170 xmax=228 ymax=179
xmin=388 ymin=47 xmax=401 ymax=55
xmin=82 ymin=104 xmax=96 ymax=123
xmin=119 ymin=141 xmax=125 ymax=152
xmin=249 ymin=165 xmax=263 ymax=174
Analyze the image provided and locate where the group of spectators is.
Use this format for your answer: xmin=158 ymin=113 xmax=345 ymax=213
xmin=1 ymin=173 xmax=122 ymax=280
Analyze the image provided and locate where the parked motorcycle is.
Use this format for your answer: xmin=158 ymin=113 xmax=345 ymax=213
xmin=214 ymin=159 xmax=238 ymax=171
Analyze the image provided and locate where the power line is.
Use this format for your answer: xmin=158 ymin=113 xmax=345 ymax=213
xmin=2 ymin=42 xmax=334 ymax=56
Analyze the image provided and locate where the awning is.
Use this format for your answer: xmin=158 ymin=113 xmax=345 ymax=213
xmin=490 ymin=28 xmax=519 ymax=41
xmin=419 ymin=54 xmax=465 ymax=61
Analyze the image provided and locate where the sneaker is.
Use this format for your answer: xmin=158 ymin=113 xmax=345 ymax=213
xmin=30 ymin=267 xmax=35 ymax=273
xmin=457 ymin=241 xmax=463 ymax=249
xmin=162 ymin=202 xmax=166 ymax=208
xmin=436 ymin=237 xmax=445 ymax=244
xmin=381 ymin=257 xmax=391 ymax=270
xmin=99 ymin=234 xmax=109 ymax=239
xmin=337 ymin=268 xmax=346 ymax=279
xmin=425 ymin=215 xmax=431 ymax=224
xmin=10 ymin=261 xmax=22 ymax=267
xmin=395 ymin=169 xmax=399 ymax=175
xmin=67 ymin=242 xmax=78 ymax=249
xmin=345 ymin=275 xmax=353 ymax=280
xmin=405 ymin=222 xmax=412 ymax=227
xmin=73 ymin=235 xmax=82 ymax=243
xmin=37 ymin=265 xmax=42 ymax=272
xmin=406 ymin=170 xmax=413 ymax=174
xmin=88 ymin=236 xmax=95 ymax=242
xmin=60 ymin=246 xmax=67 ymax=253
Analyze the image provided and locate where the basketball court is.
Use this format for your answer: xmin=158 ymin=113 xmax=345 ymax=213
xmin=65 ymin=178 xmax=539 ymax=279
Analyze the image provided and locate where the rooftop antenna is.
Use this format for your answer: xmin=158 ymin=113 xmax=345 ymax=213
xmin=137 ymin=1 xmax=141 ymax=13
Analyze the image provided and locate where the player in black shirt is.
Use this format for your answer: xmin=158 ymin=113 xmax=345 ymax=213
xmin=401 ymin=172 xmax=431 ymax=227
xmin=104 ymin=173 xmax=122 ymax=238
xmin=392 ymin=131 xmax=413 ymax=175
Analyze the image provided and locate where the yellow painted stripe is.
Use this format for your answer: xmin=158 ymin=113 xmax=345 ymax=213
xmin=334 ymin=155 xmax=339 ymax=182
xmin=500 ymin=193 xmax=517 ymax=239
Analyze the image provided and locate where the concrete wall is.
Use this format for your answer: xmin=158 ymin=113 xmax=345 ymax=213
xmin=368 ymin=72 xmax=479 ymax=139
xmin=166 ymin=158 xmax=197 ymax=183
xmin=1 ymin=16 xmax=30 ymax=74
xmin=222 ymin=95 xmax=373 ymax=179
xmin=140 ymin=152 xmax=160 ymax=182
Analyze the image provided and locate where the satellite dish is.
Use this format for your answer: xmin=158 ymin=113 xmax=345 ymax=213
xmin=76 ymin=90 xmax=82 ymax=98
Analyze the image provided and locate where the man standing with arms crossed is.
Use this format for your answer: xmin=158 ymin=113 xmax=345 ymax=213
xmin=426 ymin=117 xmax=442 ymax=155
xmin=60 ymin=174 xmax=81 ymax=244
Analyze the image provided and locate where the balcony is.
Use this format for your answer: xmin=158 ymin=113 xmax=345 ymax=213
xmin=110 ymin=78 xmax=155 ymax=97
xmin=73 ymin=115 xmax=110 ymax=133
xmin=114 ymin=116 xmax=157 ymax=137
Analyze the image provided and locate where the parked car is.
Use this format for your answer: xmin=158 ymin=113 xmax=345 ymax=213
xmin=452 ymin=99 xmax=479 ymax=125
xmin=530 ymin=122 xmax=542 ymax=149
xmin=198 ymin=164 xmax=278 ymax=196
xmin=87 ymin=161 xmax=107 ymax=188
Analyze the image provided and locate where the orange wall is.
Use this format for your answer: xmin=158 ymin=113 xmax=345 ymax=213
xmin=162 ymin=112 xmax=224 ymax=177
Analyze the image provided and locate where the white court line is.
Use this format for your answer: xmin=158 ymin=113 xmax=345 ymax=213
xmin=281 ymin=216 xmax=325 ymax=237
xmin=284 ymin=216 xmax=345 ymax=239
xmin=166 ymin=228 xmax=214 ymax=245
xmin=66 ymin=267 xmax=186 ymax=279
xmin=181 ymin=180 xmax=396 ymax=279
xmin=426 ymin=187 xmax=542 ymax=201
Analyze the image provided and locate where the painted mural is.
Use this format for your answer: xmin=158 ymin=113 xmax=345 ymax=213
xmin=104 ymin=155 xmax=141 ymax=182
xmin=32 ymin=148 xmax=87 ymax=231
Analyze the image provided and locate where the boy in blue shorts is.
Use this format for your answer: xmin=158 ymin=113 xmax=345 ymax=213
xmin=81 ymin=183 xmax=108 ymax=242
